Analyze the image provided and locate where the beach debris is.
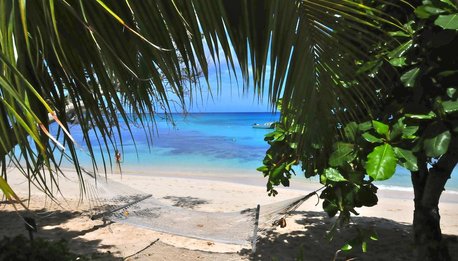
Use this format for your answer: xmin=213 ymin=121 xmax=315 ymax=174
xmin=272 ymin=217 xmax=287 ymax=228
xmin=123 ymin=238 xmax=160 ymax=260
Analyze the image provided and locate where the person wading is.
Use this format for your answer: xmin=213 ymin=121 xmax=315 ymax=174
xmin=115 ymin=149 xmax=123 ymax=179
xmin=115 ymin=149 xmax=121 ymax=164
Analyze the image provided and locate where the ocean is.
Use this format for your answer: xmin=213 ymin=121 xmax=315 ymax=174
xmin=62 ymin=112 xmax=458 ymax=192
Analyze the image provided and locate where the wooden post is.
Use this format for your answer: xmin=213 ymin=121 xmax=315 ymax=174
xmin=251 ymin=204 xmax=261 ymax=255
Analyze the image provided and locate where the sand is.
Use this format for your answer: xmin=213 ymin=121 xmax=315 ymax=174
xmin=1 ymin=167 xmax=458 ymax=260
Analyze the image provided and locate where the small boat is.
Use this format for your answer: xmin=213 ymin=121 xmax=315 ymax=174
xmin=252 ymin=122 xmax=275 ymax=129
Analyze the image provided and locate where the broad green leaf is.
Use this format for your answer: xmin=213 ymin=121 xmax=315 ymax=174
xmin=370 ymin=233 xmax=378 ymax=241
xmin=362 ymin=241 xmax=368 ymax=253
xmin=323 ymin=200 xmax=339 ymax=218
xmin=446 ymin=87 xmax=456 ymax=98
xmin=320 ymin=174 xmax=327 ymax=185
xmin=442 ymin=100 xmax=458 ymax=113
xmin=402 ymin=125 xmax=420 ymax=139
xmin=390 ymin=118 xmax=406 ymax=140
xmin=389 ymin=57 xmax=406 ymax=67
xmin=372 ymin=120 xmax=389 ymax=135
xmin=329 ymin=143 xmax=356 ymax=167
xmin=356 ymin=185 xmax=378 ymax=207
xmin=424 ymin=130 xmax=452 ymax=157
xmin=390 ymin=118 xmax=418 ymax=140
xmin=358 ymin=121 xmax=373 ymax=132
xmin=256 ymin=166 xmax=268 ymax=172
xmin=366 ymin=144 xmax=397 ymax=181
xmin=264 ymin=131 xmax=278 ymax=139
xmin=415 ymin=5 xmax=446 ymax=19
xmin=405 ymin=112 xmax=437 ymax=120
xmin=439 ymin=0 xmax=458 ymax=9
xmin=285 ymin=161 xmax=296 ymax=171
xmin=348 ymin=172 xmax=364 ymax=186
xmin=435 ymin=14 xmax=458 ymax=30
xmin=394 ymin=147 xmax=419 ymax=171
xmin=341 ymin=244 xmax=353 ymax=251
xmin=272 ymin=131 xmax=286 ymax=141
xmin=344 ymin=122 xmax=358 ymax=142
xmin=362 ymin=132 xmax=383 ymax=143
xmin=271 ymin=163 xmax=286 ymax=179
xmin=401 ymin=67 xmax=420 ymax=88
xmin=324 ymin=168 xmax=347 ymax=182
xmin=280 ymin=177 xmax=290 ymax=187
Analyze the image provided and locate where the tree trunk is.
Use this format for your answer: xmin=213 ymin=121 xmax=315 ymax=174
xmin=412 ymin=203 xmax=449 ymax=260
xmin=411 ymin=140 xmax=458 ymax=261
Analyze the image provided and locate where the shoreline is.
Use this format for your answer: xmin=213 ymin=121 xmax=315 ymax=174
xmin=63 ymin=164 xmax=458 ymax=203
xmin=75 ymin=162 xmax=458 ymax=193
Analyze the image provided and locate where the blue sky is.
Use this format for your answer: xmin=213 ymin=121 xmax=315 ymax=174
xmin=182 ymin=39 xmax=274 ymax=113
xmin=186 ymin=71 xmax=272 ymax=113
xmin=166 ymin=67 xmax=272 ymax=113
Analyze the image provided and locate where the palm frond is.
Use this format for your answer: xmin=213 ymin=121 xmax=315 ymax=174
xmin=0 ymin=0 xmax=402 ymax=197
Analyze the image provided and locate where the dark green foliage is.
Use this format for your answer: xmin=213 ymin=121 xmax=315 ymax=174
xmin=259 ymin=0 xmax=458 ymax=257
xmin=340 ymin=227 xmax=378 ymax=253
xmin=258 ymin=119 xmax=299 ymax=196
xmin=0 ymin=235 xmax=87 ymax=261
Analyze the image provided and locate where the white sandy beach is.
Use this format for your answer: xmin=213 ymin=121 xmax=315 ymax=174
xmin=1 ymin=167 xmax=458 ymax=260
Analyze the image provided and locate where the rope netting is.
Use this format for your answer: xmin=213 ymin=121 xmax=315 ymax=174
xmin=17 ymin=165 xmax=319 ymax=250
xmin=87 ymin=174 xmax=319 ymax=248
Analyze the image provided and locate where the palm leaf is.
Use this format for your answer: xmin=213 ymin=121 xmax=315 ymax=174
xmin=0 ymin=0 xmax=401 ymax=198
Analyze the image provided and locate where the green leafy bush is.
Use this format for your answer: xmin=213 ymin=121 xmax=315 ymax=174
xmin=0 ymin=235 xmax=87 ymax=261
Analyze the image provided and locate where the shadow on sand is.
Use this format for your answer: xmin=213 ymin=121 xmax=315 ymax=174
xmin=242 ymin=211 xmax=458 ymax=261
xmin=0 ymin=207 xmax=121 ymax=260
xmin=162 ymin=196 xmax=210 ymax=209
xmin=2 ymin=206 xmax=457 ymax=260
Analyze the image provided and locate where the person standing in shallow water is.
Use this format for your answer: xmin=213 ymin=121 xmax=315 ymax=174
xmin=115 ymin=149 xmax=121 ymax=164
xmin=115 ymin=149 xmax=123 ymax=179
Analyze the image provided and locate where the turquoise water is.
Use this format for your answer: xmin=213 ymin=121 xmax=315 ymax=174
xmin=66 ymin=112 xmax=279 ymax=172
xmin=59 ymin=112 xmax=458 ymax=191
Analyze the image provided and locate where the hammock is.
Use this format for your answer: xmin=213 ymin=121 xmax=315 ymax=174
xmin=86 ymin=174 xmax=320 ymax=252
xmin=19 ymin=115 xmax=320 ymax=252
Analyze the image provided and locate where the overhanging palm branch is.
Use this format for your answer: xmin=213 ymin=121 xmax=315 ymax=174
xmin=0 ymin=0 xmax=401 ymax=198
